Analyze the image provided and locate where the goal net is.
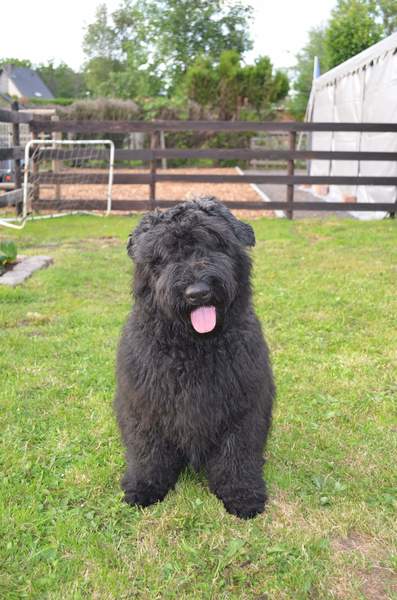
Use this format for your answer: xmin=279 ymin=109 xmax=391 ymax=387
xmin=0 ymin=139 xmax=114 ymax=229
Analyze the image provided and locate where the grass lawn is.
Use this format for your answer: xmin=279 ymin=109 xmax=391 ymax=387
xmin=0 ymin=214 xmax=396 ymax=599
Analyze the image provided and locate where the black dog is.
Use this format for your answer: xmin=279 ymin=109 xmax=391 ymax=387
xmin=114 ymin=197 xmax=275 ymax=519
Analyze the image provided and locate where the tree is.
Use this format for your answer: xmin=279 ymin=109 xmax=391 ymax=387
xmin=270 ymin=70 xmax=290 ymax=103
xmin=82 ymin=0 xmax=253 ymax=96
xmin=84 ymin=57 xmax=123 ymax=97
xmin=83 ymin=2 xmax=161 ymax=97
xmin=289 ymin=26 xmax=328 ymax=119
xmin=0 ymin=58 xmax=32 ymax=69
xmin=290 ymin=0 xmax=393 ymax=120
xmin=376 ymin=0 xmax=397 ymax=35
xmin=185 ymin=51 xmax=289 ymax=120
xmin=217 ymin=50 xmax=243 ymax=120
xmin=325 ymin=0 xmax=383 ymax=69
xmin=184 ymin=56 xmax=218 ymax=116
xmin=147 ymin=0 xmax=253 ymax=90
xmin=240 ymin=56 xmax=289 ymax=117
xmin=36 ymin=61 xmax=86 ymax=98
xmin=83 ymin=4 xmax=119 ymax=61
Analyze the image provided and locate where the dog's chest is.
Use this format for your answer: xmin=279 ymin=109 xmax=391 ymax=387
xmin=149 ymin=337 xmax=250 ymax=451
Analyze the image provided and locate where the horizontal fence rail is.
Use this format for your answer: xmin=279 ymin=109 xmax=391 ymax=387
xmin=34 ymin=147 xmax=397 ymax=162
xmin=1 ymin=109 xmax=396 ymax=219
xmin=29 ymin=119 xmax=397 ymax=133
xmin=35 ymin=173 xmax=397 ymax=186
xmin=1 ymin=108 xmax=397 ymax=132
xmin=0 ymin=147 xmax=24 ymax=160
xmin=0 ymin=108 xmax=33 ymax=124
xmin=0 ymin=189 xmax=23 ymax=208
xmin=31 ymin=199 xmax=395 ymax=213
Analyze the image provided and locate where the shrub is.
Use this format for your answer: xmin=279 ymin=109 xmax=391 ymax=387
xmin=56 ymin=98 xmax=142 ymax=148
xmin=0 ymin=241 xmax=17 ymax=275
xmin=56 ymin=98 xmax=141 ymax=121
xmin=24 ymin=97 xmax=75 ymax=107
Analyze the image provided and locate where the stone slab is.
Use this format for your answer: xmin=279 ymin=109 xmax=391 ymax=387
xmin=0 ymin=255 xmax=53 ymax=286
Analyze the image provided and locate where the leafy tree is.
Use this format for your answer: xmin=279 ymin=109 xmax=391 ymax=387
xmin=84 ymin=57 xmax=124 ymax=97
xmin=325 ymin=0 xmax=383 ymax=69
xmin=185 ymin=51 xmax=289 ymax=120
xmin=184 ymin=56 xmax=218 ymax=116
xmin=146 ymin=0 xmax=253 ymax=90
xmin=36 ymin=61 xmax=86 ymax=98
xmin=83 ymin=4 xmax=119 ymax=61
xmin=217 ymin=50 xmax=242 ymax=120
xmin=289 ymin=26 xmax=328 ymax=119
xmin=270 ymin=70 xmax=290 ymax=103
xmin=82 ymin=0 xmax=253 ymax=96
xmin=240 ymin=56 xmax=288 ymax=116
xmin=0 ymin=58 xmax=32 ymax=69
xmin=289 ymin=0 xmax=393 ymax=120
xmin=376 ymin=0 xmax=397 ymax=35
xmin=83 ymin=3 xmax=161 ymax=97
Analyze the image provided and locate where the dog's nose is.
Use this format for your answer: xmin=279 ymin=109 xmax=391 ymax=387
xmin=185 ymin=282 xmax=211 ymax=304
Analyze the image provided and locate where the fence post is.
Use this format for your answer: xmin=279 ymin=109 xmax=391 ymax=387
xmin=30 ymin=123 xmax=40 ymax=211
xmin=149 ymin=131 xmax=157 ymax=210
xmin=11 ymin=101 xmax=22 ymax=215
xmin=51 ymin=115 xmax=62 ymax=203
xmin=160 ymin=130 xmax=167 ymax=170
xmin=286 ymin=130 xmax=296 ymax=220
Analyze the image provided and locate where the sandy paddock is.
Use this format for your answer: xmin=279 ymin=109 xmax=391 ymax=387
xmin=38 ymin=168 xmax=272 ymax=218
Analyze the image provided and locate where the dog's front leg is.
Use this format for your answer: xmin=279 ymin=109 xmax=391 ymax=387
xmin=205 ymin=431 xmax=267 ymax=519
xmin=122 ymin=441 xmax=186 ymax=508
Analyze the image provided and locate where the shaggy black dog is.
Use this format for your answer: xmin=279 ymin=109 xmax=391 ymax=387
xmin=114 ymin=197 xmax=275 ymax=519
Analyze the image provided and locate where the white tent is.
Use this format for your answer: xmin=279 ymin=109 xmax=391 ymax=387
xmin=307 ymin=32 xmax=397 ymax=220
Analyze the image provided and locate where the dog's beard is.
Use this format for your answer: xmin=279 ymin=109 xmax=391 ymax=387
xmin=152 ymin=257 xmax=237 ymax=333
xmin=155 ymin=286 xmax=226 ymax=335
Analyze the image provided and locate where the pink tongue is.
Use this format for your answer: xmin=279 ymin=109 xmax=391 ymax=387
xmin=190 ymin=306 xmax=216 ymax=334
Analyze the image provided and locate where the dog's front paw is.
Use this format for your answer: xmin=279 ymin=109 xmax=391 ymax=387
xmin=123 ymin=485 xmax=166 ymax=508
xmin=221 ymin=489 xmax=267 ymax=519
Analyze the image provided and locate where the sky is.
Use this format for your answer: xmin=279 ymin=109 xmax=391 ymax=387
xmin=1 ymin=0 xmax=336 ymax=72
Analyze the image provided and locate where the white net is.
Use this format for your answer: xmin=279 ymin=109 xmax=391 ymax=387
xmin=26 ymin=139 xmax=115 ymax=217
xmin=0 ymin=139 xmax=114 ymax=229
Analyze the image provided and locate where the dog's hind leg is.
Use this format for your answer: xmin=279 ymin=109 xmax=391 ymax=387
xmin=121 ymin=441 xmax=186 ymax=508
xmin=205 ymin=427 xmax=268 ymax=519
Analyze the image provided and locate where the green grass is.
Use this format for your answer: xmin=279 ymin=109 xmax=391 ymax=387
xmin=1 ymin=215 xmax=396 ymax=599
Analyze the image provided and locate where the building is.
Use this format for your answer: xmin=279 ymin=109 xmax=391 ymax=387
xmin=0 ymin=66 xmax=55 ymax=173
xmin=0 ymin=64 xmax=54 ymax=101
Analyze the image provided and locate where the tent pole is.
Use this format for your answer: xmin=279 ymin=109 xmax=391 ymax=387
xmin=304 ymin=56 xmax=321 ymax=175
xmin=329 ymin=81 xmax=337 ymax=179
xmin=356 ymin=66 xmax=368 ymax=197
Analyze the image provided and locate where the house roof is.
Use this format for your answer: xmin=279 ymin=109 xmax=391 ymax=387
xmin=1 ymin=64 xmax=54 ymax=99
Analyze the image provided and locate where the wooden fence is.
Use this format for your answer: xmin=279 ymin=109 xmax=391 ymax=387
xmin=1 ymin=105 xmax=397 ymax=218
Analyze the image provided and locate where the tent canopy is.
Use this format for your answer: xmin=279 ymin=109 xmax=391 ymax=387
xmin=307 ymin=32 xmax=397 ymax=220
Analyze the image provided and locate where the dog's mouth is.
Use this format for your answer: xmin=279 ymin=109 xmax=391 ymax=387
xmin=190 ymin=305 xmax=217 ymax=334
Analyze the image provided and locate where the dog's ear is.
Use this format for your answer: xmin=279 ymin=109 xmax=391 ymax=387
xmin=194 ymin=196 xmax=255 ymax=247
xmin=127 ymin=211 xmax=162 ymax=260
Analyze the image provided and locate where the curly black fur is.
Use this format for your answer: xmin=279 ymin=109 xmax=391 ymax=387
xmin=114 ymin=197 xmax=275 ymax=519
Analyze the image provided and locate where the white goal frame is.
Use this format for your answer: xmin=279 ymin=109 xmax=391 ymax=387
xmin=0 ymin=138 xmax=115 ymax=230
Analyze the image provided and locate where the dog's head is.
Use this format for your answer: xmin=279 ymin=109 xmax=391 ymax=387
xmin=127 ymin=197 xmax=255 ymax=334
